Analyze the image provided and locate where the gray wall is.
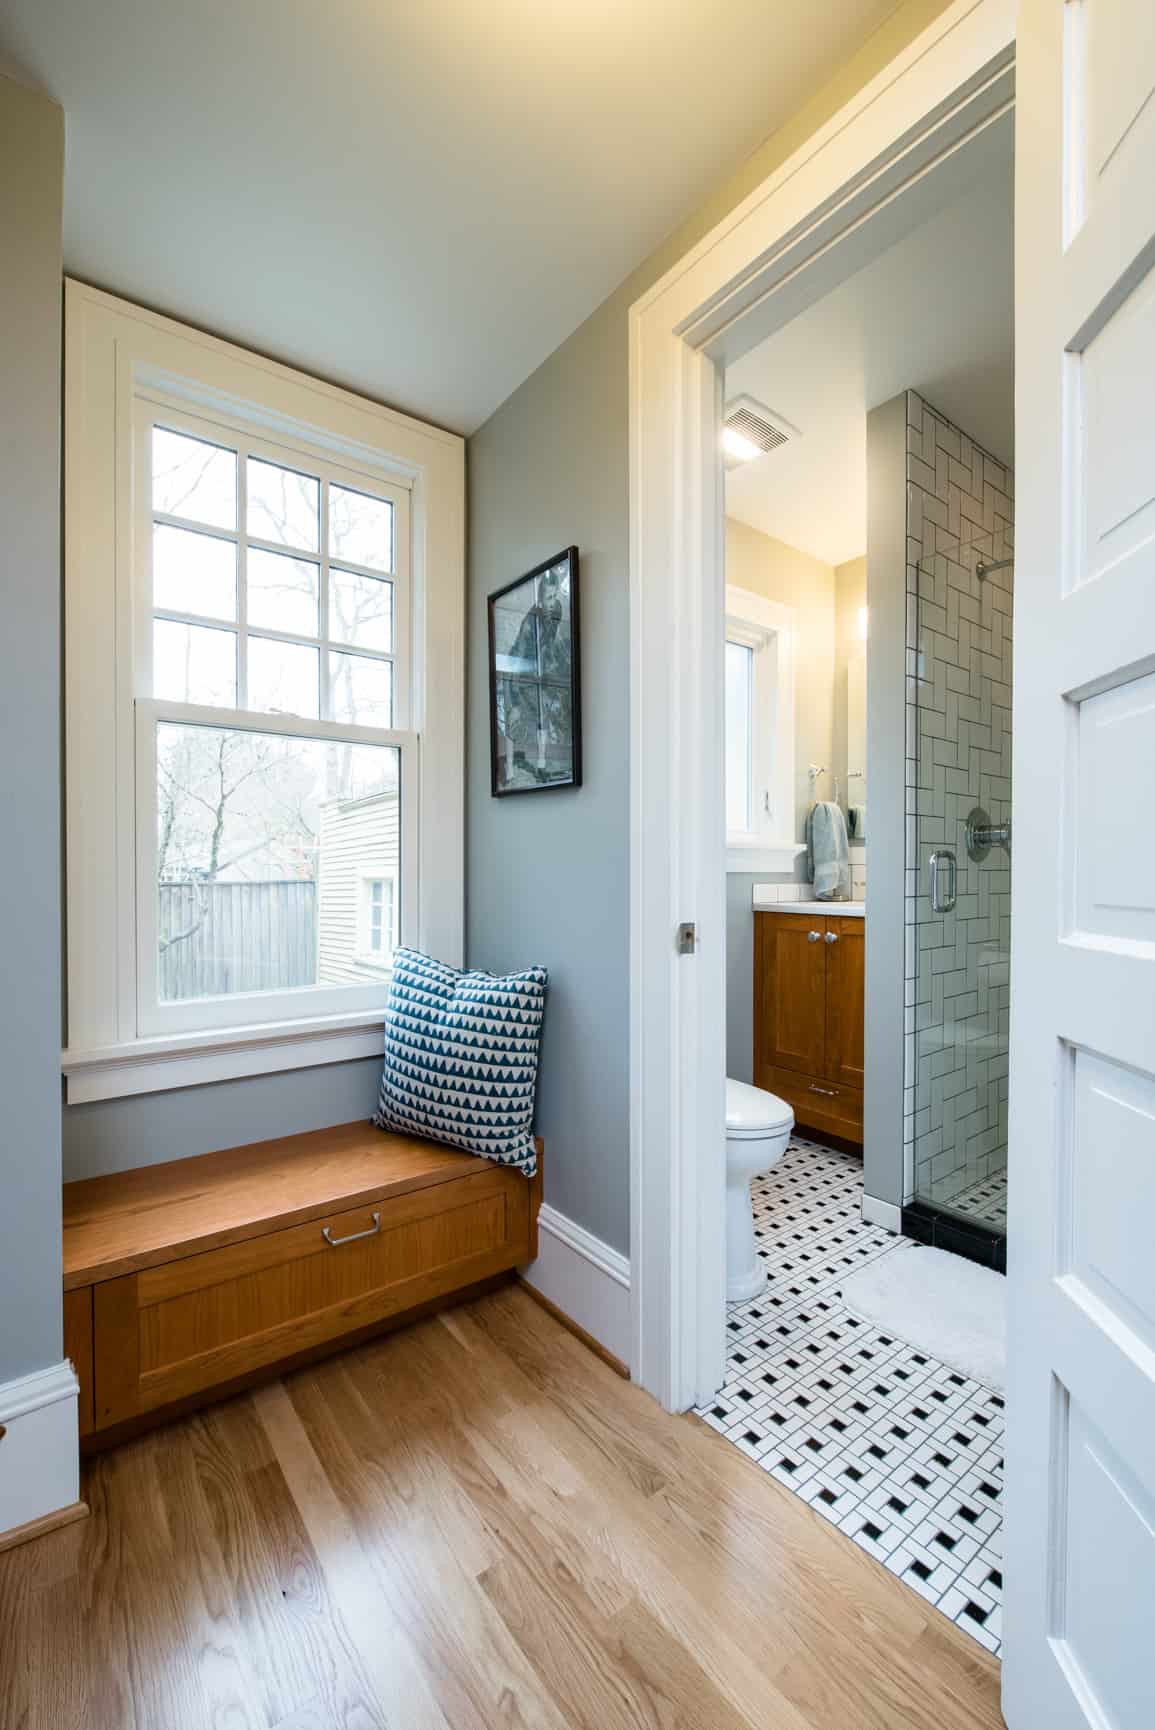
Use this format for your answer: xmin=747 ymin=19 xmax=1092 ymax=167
xmin=863 ymin=395 xmax=909 ymax=1210
xmin=466 ymin=324 xmax=630 ymax=1254
xmin=0 ymin=74 xmax=65 ymax=1381
xmin=62 ymin=1059 xmax=381 ymax=1182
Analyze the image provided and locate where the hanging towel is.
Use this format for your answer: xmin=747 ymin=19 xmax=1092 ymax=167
xmin=806 ymin=800 xmax=851 ymax=900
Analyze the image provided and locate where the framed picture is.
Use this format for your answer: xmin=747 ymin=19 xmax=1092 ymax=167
xmin=488 ymin=547 xmax=582 ymax=797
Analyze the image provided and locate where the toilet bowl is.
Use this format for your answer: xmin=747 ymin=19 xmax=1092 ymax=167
xmin=726 ymin=1077 xmax=794 ymax=1302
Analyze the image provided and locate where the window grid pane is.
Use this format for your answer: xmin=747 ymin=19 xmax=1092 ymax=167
xmin=149 ymin=418 xmax=400 ymax=728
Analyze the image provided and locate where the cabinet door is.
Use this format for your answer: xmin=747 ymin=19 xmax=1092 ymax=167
xmin=824 ymin=917 xmax=865 ymax=1088
xmin=754 ymin=912 xmax=827 ymax=1077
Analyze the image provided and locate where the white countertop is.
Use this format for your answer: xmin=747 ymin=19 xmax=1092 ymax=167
xmin=752 ymin=892 xmax=865 ymax=917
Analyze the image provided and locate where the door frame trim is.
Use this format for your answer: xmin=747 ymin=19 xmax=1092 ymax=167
xmin=627 ymin=0 xmax=1016 ymax=1411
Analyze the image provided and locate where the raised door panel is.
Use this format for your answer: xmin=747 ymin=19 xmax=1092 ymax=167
xmin=754 ymin=912 xmax=827 ymax=1077
xmin=92 ymin=1165 xmax=530 ymax=1428
xmin=824 ymin=918 xmax=865 ymax=1088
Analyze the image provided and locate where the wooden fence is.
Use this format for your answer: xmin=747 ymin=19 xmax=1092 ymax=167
xmin=159 ymin=880 xmax=317 ymax=1001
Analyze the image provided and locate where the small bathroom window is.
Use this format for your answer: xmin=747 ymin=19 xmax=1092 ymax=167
xmin=724 ymin=586 xmax=796 ymax=870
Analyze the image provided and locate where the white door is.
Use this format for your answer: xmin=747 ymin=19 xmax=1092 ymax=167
xmin=1005 ymin=3 xmax=1155 ymax=1726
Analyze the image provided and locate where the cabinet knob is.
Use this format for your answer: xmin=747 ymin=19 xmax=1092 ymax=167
xmin=824 ymin=931 xmax=838 ymax=943
xmin=807 ymin=929 xmax=821 ymax=942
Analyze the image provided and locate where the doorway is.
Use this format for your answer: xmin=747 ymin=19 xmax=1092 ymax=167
xmin=695 ymin=95 xmax=1014 ymax=1654
xmin=626 ymin=0 xmax=1015 ymax=1413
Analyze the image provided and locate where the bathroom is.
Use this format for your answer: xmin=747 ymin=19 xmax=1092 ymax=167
xmin=704 ymin=112 xmax=1014 ymax=1655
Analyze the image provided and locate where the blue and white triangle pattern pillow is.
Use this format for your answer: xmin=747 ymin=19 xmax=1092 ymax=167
xmin=374 ymin=947 xmax=548 ymax=1178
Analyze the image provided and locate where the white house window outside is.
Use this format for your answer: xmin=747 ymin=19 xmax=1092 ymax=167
xmin=136 ymin=400 xmax=415 ymax=1036
xmin=359 ymin=871 xmax=398 ymax=968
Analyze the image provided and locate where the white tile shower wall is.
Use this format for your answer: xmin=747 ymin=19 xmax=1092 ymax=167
xmin=903 ymin=393 xmax=1013 ymax=1209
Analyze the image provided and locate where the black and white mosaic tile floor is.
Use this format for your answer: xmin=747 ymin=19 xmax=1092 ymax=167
xmin=697 ymin=1135 xmax=1005 ymax=1655
xmin=944 ymin=1169 xmax=1009 ymax=1230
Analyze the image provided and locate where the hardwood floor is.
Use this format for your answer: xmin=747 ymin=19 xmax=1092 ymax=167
xmin=0 ymin=1283 xmax=1005 ymax=1729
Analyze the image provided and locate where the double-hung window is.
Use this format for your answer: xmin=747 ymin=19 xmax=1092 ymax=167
xmin=136 ymin=403 xmax=415 ymax=1035
xmin=64 ymin=285 xmax=464 ymax=1099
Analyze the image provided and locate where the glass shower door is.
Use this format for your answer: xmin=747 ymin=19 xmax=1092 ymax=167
xmin=910 ymin=520 xmax=1013 ymax=1236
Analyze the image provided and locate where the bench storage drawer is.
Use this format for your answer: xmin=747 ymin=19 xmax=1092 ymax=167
xmin=92 ymin=1162 xmax=529 ymax=1429
xmin=65 ymin=1122 xmax=541 ymax=1445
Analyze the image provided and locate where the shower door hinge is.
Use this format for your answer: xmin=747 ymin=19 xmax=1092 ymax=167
xmin=676 ymin=922 xmax=697 ymax=956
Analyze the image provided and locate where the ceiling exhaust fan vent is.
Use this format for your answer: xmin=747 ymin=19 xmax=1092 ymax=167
xmin=723 ymin=396 xmax=795 ymax=467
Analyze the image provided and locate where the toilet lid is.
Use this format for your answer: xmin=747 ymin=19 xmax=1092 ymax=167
xmin=726 ymin=1077 xmax=794 ymax=1137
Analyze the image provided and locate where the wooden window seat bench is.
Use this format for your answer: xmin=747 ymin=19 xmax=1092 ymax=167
xmin=62 ymin=1121 xmax=542 ymax=1451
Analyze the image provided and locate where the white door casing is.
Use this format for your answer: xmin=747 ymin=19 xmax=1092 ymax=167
xmin=628 ymin=0 xmax=1015 ymax=1410
xmin=1003 ymin=4 xmax=1155 ymax=1726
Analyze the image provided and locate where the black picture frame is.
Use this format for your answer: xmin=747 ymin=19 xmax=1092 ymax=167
xmin=488 ymin=547 xmax=582 ymax=797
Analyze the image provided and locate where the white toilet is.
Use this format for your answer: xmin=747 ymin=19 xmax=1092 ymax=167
xmin=725 ymin=1077 xmax=794 ymax=1302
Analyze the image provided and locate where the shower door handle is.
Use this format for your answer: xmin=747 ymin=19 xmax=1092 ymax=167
xmin=929 ymin=850 xmax=957 ymax=914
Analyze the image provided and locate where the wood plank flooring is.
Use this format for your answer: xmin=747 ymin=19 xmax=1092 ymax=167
xmin=0 ymin=1283 xmax=1005 ymax=1729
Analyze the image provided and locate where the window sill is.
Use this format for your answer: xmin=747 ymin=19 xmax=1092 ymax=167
xmin=62 ymin=1010 xmax=386 ymax=1104
xmin=726 ymin=839 xmax=806 ymax=874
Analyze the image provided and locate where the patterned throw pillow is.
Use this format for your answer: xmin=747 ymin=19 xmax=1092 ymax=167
xmin=374 ymin=947 xmax=548 ymax=1178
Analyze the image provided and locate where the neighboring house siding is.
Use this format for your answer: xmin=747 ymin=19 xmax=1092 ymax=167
xmin=316 ymin=793 xmax=399 ymax=985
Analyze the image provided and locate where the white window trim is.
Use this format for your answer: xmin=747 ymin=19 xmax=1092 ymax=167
xmin=62 ymin=281 xmax=464 ymax=1101
xmin=724 ymin=584 xmax=803 ymax=873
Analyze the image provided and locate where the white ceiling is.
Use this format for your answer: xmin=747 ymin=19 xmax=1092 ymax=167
xmin=725 ymin=119 xmax=1014 ymax=566
xmin=1 ymin=0 xmax=899 ymax=435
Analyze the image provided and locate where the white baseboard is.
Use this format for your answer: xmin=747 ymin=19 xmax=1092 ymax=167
xmin=522 ymin=1204 xmax=631 ymax=1369
xmin=862 ymin=1192 xmax=903 ymax=1235
xmin=0 ymin=1361 xmax=81 ymax=1539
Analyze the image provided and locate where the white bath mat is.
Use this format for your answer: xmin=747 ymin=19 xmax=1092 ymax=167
xmin=838 ymin=1244 xmax=1006 ymax=1391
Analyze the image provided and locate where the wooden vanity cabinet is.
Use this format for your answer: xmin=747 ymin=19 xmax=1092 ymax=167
xmin=754 ymin=911 xmax=865 ymax=1143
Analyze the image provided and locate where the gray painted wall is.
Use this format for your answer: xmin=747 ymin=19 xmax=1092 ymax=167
xmin=0 ymin=74 xmax=65 ymax=1382
xmin=466 ymin=323 xmax=630 ymax=1255
xmin=62 ymin=1058 xmax=381 ymax=1182
xmin=863 ymin=395 xmax=908 ymax=1210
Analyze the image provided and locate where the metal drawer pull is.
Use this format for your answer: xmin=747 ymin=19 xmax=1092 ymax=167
xmin=824 ymin=931 xmax=838 ymax=943
xmin=322 ymin=1211 xmax=380 ymax=1248
xmin=808 ymin=1084 xmax=837 ymax=1097
xmin=807 ymin=929 xmax=822 ymax=943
